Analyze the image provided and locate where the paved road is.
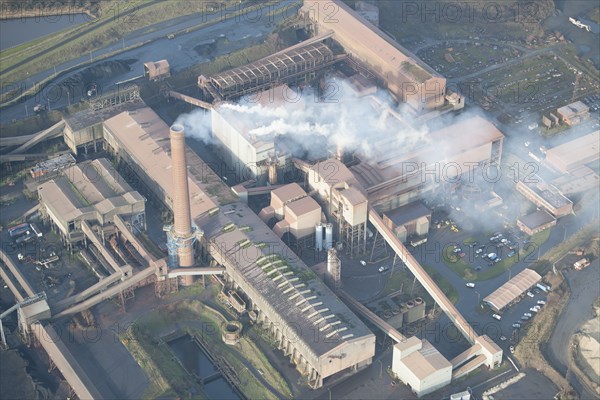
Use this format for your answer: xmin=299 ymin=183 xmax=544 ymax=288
xmin=546 ymin=259 xmax=600 ymax=400
xmin=0 ymin=0 xmax=298 ymax=123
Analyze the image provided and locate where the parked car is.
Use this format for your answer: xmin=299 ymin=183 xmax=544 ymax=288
xmin=359 ymin=260 xmax=367 ymax=266
xmin=378 ymin=266 xmax=390 ymax=273
xmin=466 ymin=282 xmax=475 ymax=288
xmin=509 ymin=345 xmax=515 ymax=353
xmin=524 ymin=312 xmax=532 ymax=317
xmin=492 ymin=314 xmax=502 ymax=320
xmin=500 ymin=336 xmax=507 ymax=341
xmin=527 ymin=291 xmax=535 ymax=298
xmin=537 ymin=300 xmax=546 ymax=305
xmin=530 ymin=307 xmax=539 ymax=313
xmin=521 ymin=316 xmax=530 ymax=321
xmin=512 ymin=323 xmax=521 ymax=328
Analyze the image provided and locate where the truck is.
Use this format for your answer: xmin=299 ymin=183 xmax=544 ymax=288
xmin=15 ymin=231 xmax=35 ymax=245
xmin=536 ymin=283 xmax=550 ymax=292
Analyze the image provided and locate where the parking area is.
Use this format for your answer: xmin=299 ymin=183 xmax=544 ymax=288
xmin=418 ymin=208 xmax=546 ymax=283
xmin=480 ymin=287 xmax=550 ymax=354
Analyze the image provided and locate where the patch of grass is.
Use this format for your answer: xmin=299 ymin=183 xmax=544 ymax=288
xmin=422 ymin=265 xmax=458 ymax=303
xmin=125 ymin=299 xmax=291 ymax=400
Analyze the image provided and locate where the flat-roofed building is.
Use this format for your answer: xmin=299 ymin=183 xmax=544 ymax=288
xmin=302 ymin=0 xmax=446 ymax=111
xmin=556 ymin=101 xmax=590 ymax=126
xmin=260 ymin=183 xmax=323 ymax=241
xmin=483 ymin=269 xmax=541 ymax=312
xmin=545 ymin=130 xmax=599 ymax=173
xmin=383 ymin=201 xmax=431 ymax=243
xmin=37 ymin=158 xmax=146 ymax=245
xmin=516 ymin=178 xmax=573 ymax=218
xmin=517 ymin=210 xmax=557 ymax=236
xmin=392 ymin=337 xmax=453 ymax=397
xmin=63 ymin=100 xmax=144 ymax=155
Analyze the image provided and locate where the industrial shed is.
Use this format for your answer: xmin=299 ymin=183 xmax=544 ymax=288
xmin=483 ymin=269 xmax=542 ymax=312
xmin=37 ymin=158 xmax=146 ymax=246
xmin=545 ymin=130 xmax=599 ymax=173
xmin=144 ymin=60 xmax=170 ymax=81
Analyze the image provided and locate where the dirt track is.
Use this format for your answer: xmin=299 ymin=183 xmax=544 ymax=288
xmin=546 ymin=260 xmax=600 ymax=400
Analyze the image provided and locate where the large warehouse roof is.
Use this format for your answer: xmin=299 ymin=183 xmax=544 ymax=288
xmin=302 ymin=0 xmax=440 ymax=81
xmin=545 ymin=130 xmax=600 ymax=173
xmin=351 ymin=115 xmax=504 ymax=188
xmin=484 ymin=269 xmax=541 ymax=311
xmin=38 ymin=158 xmax=144 ymax=225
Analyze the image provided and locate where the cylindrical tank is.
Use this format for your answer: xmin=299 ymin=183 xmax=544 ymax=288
xmin=315 ymin=223 xmax=323 ymax=251
xmin=327 ymin=248 xmax=341 ymax=290
xmin=325 ymin=223 xmax=333 ymax=250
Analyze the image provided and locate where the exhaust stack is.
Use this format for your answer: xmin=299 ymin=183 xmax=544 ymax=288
xmin=168 ymin=124 xmax=194 ymax=285
xmin=170 ymin=124 xmax=192 ymax=237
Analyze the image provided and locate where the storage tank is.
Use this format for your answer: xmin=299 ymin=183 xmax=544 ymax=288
xmin=327 ymin=248 xmax=341 ymax=290
xmin=325 ymin=223 xmax=333 ymax=249
xmin=315 ymin=223 xmax=323 ymax=251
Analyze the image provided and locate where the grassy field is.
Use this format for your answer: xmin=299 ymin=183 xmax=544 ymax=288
xmin=422 ymin=265 xmax=459 ymax=304
xmin=442 ymin=229 xmax=552 ymax=282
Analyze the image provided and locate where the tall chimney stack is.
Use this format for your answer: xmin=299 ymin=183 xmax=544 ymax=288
xmin=169 ymin=124 xmax=194 ymax=285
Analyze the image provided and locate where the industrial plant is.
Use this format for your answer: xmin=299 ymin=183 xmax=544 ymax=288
xmin=5 ymin=0 xmax=599 ymax=400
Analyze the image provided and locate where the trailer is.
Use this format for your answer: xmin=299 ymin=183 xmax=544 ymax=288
xmin=30 ymin=223 xmax=42 ymax=238
xmin=8 ymin=223 xmax=30 ymax=238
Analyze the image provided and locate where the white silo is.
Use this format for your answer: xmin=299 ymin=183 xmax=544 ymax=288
xmin=315 ymin=223 xmax=323 ymax=251
xmin=325 ymin=223 xmax=333 ymax=250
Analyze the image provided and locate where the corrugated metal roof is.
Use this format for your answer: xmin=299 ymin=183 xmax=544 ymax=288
xmin=483 ymin=269 xmax=541 ymax=311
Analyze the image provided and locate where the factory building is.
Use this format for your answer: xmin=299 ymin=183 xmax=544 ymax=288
xmin=307 ymin=159 xmax=369 ymax=257
xmin=516 ymin=178 xmax=573 ymax=218
xmin=545 ymin=130 xmax=599 ymax=174
xmin=100 ymin=107 xmax=376 ymax=388
xmin=37 ymin=158 xmax=146 ymax=247
xmin=62 ymin=94 xmax=144 ymax=155
xmin=302 ymin=0 xmax=446 ymax=111
xmin=259 ymin=183 xmax=322 ymax=241
xmin=350 ymin=115 xmax=504 ymax=212
xmin=392 ymin=337 xmax=453 ymax=397
xmin=199 ymin=41 xmax=336 ymax=101
xmin=556 ymin=101 xmax=590 ymax=126
xmin=383 ymin=202 xmax=431 ymax=244
xmin=210 ymin=100 xmax=292 ymax=182
xmin=517 ymin=210 xmax=557 ymax=236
